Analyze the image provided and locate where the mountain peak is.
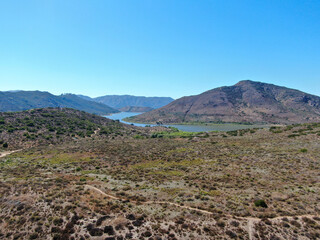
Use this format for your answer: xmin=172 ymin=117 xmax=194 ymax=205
xmin=130 ymin=81 xmax=320 ymax=124
xmin=235 ymin=80 xmax=261 ymax=86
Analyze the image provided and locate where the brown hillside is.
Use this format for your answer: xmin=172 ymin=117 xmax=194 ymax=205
xmin=129 ymin=80 xmax=320 ymax=124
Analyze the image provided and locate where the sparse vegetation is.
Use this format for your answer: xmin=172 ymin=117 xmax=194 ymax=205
xmin=0 ymin=109 xmax=320 ymax=239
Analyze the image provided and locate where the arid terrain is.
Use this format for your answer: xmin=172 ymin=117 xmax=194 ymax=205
xmin=1 ymin=109 xmax=320 ymax=239
xmin=130 ymin=80 xmax=320 ymax=125
xmin=3 ymin=0 xmax=320 ymax=238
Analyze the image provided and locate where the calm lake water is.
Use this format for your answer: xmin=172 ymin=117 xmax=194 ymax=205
xmin=105 ymin=112 xmax=269 ymax=132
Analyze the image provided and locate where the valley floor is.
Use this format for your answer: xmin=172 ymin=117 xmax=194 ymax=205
xmin=1 ymin=124 xmax=320 ymax=239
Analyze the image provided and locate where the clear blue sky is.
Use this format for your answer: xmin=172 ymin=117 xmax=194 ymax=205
xmin=0 ymin=0 xmax=319 ymax=99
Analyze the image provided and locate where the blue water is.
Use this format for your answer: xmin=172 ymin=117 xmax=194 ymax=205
xmin=105 ymin=112 xmax=269 ymax=132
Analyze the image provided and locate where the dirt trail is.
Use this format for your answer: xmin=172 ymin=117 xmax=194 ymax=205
xmin=247 ymin=218 xmax=255 ymax=240
xmin=145 ymin=201 xmax=214 ymax=215
xmin=85 ymin=185 xmax=119 ymax=200
xmin=85 ymin=185 xmax=319 ymax=225
xmin=0 ymin=150 xmax=22 ymax=158
xmin=85 ymin=185 xmax=213 ymax=214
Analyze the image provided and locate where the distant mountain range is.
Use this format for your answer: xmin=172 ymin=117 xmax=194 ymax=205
xmin=0 ymin=91 xmax=119 ymax=115
xmin=78 ymin=94 xmax=174 ymax=109
xmin=129 ymin=80 xmax=320 ymax=124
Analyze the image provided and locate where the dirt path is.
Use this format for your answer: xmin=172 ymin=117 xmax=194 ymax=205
xmin=0 ymin=150 xmax=21 ymax=158
xmin=85 ymin=185 xmax=119 ymax=200
xmin=85 ymin=185 xmax=214 ymax=214
xmin=145 ymin=200 xmax=214 ymax=215
xmin=247 ymin=218 xmax=255 ymax=240
xmin=85 ymin=184 xmax=319 ymax=229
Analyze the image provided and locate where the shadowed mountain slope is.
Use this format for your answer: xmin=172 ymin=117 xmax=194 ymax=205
xmin=94 ymin=95 xmax=174 ymax=109
xmin=118 ymin=106 xmax=153 ymax=112
xmin=0 ymin=91 xmax=119 ymax=115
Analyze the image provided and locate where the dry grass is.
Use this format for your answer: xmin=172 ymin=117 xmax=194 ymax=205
xmin=1 ymin=123 xmax=320 ymax=239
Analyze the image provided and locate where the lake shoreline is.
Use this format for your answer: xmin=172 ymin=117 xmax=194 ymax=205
xmin=106 ymin=112 xmax=272 ymax=132
xmin=123 ymin=117 xmax=277 ymax=127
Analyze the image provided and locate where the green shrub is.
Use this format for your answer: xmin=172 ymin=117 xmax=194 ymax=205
xmin=44 ymin=135 xmax=52 ymax=140
xmin=47 ymin=126 xmax=55 ymax=132
xmin=300 ymin=148 xmax=308 ymax=153
xmin=3 ymin=142 xmax=8 ymax=148
xmin=285 ymin=126 xmax=293 ymax=131
xmin=56 ymin=128 xmax=65 ymax=135
xmin=7 ymin=127 xmax=15 ymax=133
xmin=227 ymin=131 xmax=238 ymax=136
xmin=27 ymin=121 xmax=35 ymax=127
xmin=134 ymin=135 xmax=144 ymax=139
xmin=29 ymin=233 xmax=38 ymax=240
xmin=53 ymin=217 xmax=63 ymax=226
xmin=272 ymin=130 xmax=283 ymax=133
xmin=288 ymin=134 xmax=299 ymax=138
xmin=254 ymin=199 xmax=268 ymax=208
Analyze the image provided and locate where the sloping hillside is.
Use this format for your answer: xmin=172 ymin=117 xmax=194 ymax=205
xmin=0 ymin=91 xmax=119 ymax=115
xmin=0 ymin=108 xmax=131 ymax=149
xmin=118 ymin=106 xmax=153 ymax=112
xmin=129 ymin=80 xmax=320 ymax=124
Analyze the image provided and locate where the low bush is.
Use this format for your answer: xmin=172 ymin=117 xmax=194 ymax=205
xmin=254 ymin=199 xmax=268 ymax=208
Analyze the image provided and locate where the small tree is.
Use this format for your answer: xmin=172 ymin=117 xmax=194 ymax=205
xmin=3 ymin=142 xmax=8 ymax=148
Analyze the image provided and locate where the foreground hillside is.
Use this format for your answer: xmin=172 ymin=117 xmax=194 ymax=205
xmin=0 ymin=108 xmax=159 ymax=149
xmin=129 ymin=80 xmax=320 ymax=124
xmin=0 ymin=91 xmax=118 ymax=115
xmin=1 ymin=117 xmax=320 ymax=239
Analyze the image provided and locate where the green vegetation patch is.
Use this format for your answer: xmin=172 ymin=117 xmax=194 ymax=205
xmin=151 ymin=131 xmax=196 ymax=138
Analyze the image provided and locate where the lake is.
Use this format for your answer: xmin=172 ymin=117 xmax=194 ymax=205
xmin=105 ymin=112 xmax=270 ymax=132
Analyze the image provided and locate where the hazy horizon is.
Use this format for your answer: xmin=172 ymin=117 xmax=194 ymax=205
xmin=1 ymin=90 xmax=175 ymax=99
